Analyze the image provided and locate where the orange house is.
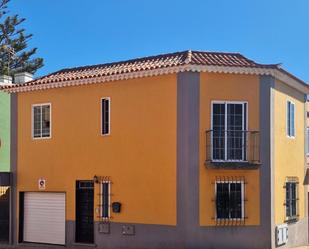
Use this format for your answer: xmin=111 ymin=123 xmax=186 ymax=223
xmin=2 ymin=50 xmax=309 ymax=249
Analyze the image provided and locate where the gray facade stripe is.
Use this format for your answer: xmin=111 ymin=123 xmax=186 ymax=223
xmin=304 ymin=100 xmax=307 ymax=214
xmin=177 ymin=72 xmax=200 ymax=247
xmin=10 ymin=94 xmax=17 ymax=245
xmin=304 ymin=98 xmax=308 ymax=245
xmin=260 ymin=75 xmax=275 ymax=249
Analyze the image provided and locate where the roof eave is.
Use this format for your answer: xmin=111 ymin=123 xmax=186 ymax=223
xmin=2 ymin=64 xmax=308 ymax=94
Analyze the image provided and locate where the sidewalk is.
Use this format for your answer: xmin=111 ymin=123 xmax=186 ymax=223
xmin=1 ymin=245 xmax=309 ymax=249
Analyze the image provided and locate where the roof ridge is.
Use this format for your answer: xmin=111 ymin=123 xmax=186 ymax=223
xmin=45 ymin=50 xmax=279 ymax=74
xmin=185 ymin=50 xmax=192 ymax=64
xmin=60 ymin=50 xmax=189 ymax=73
xmin=190 ymin=50 xmax=242 ymax=56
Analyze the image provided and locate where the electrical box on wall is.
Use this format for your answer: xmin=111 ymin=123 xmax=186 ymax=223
xmin=122 ymin=225 xmax=135 ymax=235
xmin=98 ymin=222 xmax=110 ymax=234
xmin=276 ymin=223 xmax=288 ymax=246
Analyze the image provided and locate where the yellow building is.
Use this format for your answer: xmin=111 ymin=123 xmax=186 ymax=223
xmin=2 ymin=51 xmax=308 ymax=249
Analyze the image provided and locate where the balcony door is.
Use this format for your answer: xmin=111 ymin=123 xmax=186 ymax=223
xmin=212 ymin=102 xmax=247 ymax=161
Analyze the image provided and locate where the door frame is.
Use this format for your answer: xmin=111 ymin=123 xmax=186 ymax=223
xmin=75 ymin=180 xmax=94 ymax=244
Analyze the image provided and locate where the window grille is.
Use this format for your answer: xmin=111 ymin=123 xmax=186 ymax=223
xmin=96 ymin=176 xmax=111 ymax=221
xmin=285 ymin=177 xmax=299 ymax=221
xmin=213 ymin=176 xmax=247 ymax=226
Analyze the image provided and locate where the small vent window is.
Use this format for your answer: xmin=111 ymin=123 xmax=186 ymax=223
xmin=101 ymin=98 xmax=110 ymax=135
xmin=287 ymin=101 xmax=295 ymax=137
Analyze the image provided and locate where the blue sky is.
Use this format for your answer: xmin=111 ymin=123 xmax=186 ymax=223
xmin=9 ymin=0 xmax=309 ymax=82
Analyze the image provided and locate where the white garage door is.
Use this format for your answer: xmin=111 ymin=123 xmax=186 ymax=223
xmin=23 ymin=192 xmax=65 ymax=245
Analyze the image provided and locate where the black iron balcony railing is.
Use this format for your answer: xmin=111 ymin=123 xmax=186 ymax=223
xmin=205 ymin=130 xmax=260 ymax=166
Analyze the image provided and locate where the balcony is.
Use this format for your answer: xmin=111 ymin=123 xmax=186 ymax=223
xmin=205 ymin=130 xmax=260 ymax=169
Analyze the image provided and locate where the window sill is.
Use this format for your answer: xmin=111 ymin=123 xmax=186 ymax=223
xmin=285 ymin=217 xmax=299 ymax=224
xmin=32 ymin=136 xmax=51 ymax=140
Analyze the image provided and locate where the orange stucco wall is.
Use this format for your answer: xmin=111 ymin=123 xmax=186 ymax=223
xmin=17 ymin=74 xmax=177 ymax=225
xmin=199 ymin=72 xmax=261 ymax=226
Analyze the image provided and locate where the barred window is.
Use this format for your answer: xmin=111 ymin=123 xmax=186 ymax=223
xmin=32 ymin=104 xmax=51 ymax=139
xmin=216 ymin=181 xmax=244 ymax=220
xmin=101 ymin=98 xmax=110 ymax=135
xmin=101 ymin=181 xmax=111 ymax=219
xmin=285 ymin=179 xmax=298 ymax=221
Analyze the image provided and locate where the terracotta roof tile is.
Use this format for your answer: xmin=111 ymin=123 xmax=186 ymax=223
xmin=0 ymin=50 xmax=291 ymax=90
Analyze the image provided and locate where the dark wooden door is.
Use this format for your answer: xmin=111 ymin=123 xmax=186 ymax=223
xmin=75 ymin=181 xmax=94 ymax=244
xmin=0 ymin=187 xmax=9 ymax=242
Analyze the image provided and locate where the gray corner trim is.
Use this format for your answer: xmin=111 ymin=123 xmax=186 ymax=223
xmin=304 ymin=101 xmax=308 ymax=216
xmin=304 ymin=100 xmax=309 ymax=245
xmin=9 ymin=93 xmax=17 ymax=245
xmin=259 ymin=75 xmax=275 ymax=249
xmin=177 ymin=71 xmax=200 ymax=247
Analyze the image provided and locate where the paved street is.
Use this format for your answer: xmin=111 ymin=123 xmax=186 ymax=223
xmin=1 ymin=245 xmax=309 ymax=249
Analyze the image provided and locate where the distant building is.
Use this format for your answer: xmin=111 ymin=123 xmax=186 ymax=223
xmin=0 ymin=73 xmax=33 ymax=244
xmin=0 ymin=75 xmax=12 ymax=243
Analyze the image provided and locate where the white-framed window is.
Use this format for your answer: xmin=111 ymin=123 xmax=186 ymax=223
xmin=101 ymin=98 xmax=110 ymax=135
xmin=287 ymin=101 xmax=295 ymax=138
xmin=215 ymin=180 xmax=245 ymax=220
xmin=32 ymin=103 xmax=51 ymax=139
xmin=211 ymin=101 xmax=248 ymax=161
xmin=100 ymin=181 xmax=111 ymax=219
xmin=285 ymin=178 xmax=299 ymax=221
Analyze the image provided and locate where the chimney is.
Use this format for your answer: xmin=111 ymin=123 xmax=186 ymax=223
xmin=0 ymin=75 xmax=13 ymax=86
xmin=14 ymin=72 xmax=33 ymax=84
